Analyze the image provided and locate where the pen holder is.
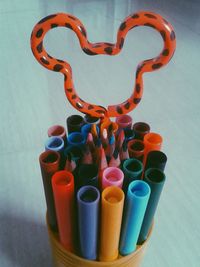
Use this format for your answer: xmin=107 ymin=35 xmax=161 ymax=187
xmin=32 ymin=9 xmax=175 ymax=267
xmin=47 ymin=217 xmax=153 ymax=267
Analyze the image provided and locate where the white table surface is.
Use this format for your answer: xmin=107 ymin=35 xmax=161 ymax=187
xmin=0 ymin=0 xmax=200 ymax=266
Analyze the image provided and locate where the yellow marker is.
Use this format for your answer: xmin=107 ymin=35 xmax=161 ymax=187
xmin=99 ymin=186 xmax=124 ymax=261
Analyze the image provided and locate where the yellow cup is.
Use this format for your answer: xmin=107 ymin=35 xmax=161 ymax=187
xmin=47 ymin=218 xmax=153 ymax=267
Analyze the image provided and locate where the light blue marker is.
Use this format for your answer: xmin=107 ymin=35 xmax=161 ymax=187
xmin=119 ymin=180 xmax=151 ymax=255
xmin=45 ymin=136 xmax=64 ymax=152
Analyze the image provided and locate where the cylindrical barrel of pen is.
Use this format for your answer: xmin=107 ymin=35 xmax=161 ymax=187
xmin=144 ymin=150 xmax=167 ymax=172
xmin=115 ymin=114 xmax=133 ymax=129
xmin=138 ymin=168 xmax=166 ymax=244
xmin=45 ymin=136 xmax=65 ymax=168
xmin=119 ymin=180 xmax=151 ymax=255
xmin=122 ymin=158 xmax=143 ymax=193
xmin=47 ymin=125 xmax=66 ymax=140
xmin=133 ymin=122 xmax=150 ymax=140
xmin=99 ymin=186 xmax=124 ymax=262
xmin=77 ymin=186 xmax=100 ymax=260
xmin=66 ymin=114 xmax=85 ymax=134
xmin=83 ymin=114 xmax=100 ymax=125
xmin=39 ymin=151 xmax=60 ymax=231
xmin=52 ymin=170 xmax=75 ymax=252
xmin=102 ymin=167 xmax=124 ymax=189
xmin=143 ymin=132 xmax=163 ymax=166
xmin=45 ymin=136 xmax=65 ymax=152
xmin=128 ymin=139 xmax=145 ymax=162
xmin=77 ymin=164 xmax=98 ymax=190
xmin=67 ymin=132 xmax=86 ymax=147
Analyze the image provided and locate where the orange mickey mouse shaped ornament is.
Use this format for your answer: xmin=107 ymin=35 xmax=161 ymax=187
xmin=31 ymin=11 xmax=176 ymax=122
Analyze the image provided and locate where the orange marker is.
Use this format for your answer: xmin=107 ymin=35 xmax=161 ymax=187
xmin=143 ymin=132 xmax=163 ymax=166
xmin=99 ymin=186 xmax=124 ymax=261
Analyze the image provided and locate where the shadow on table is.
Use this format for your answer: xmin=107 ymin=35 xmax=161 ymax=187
xmin=0 ymin=213 xmax=53 ymax=267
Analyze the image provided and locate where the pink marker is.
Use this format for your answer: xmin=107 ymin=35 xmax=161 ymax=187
xmin=47 ymin=125 xmax=66 ymax=140
xmin=115 ymin=115 xmax=133 ymax=129
xmin=102 ymin=167 xmax=124 ymax=189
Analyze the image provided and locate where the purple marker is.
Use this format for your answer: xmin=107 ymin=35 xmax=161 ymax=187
xmin=77 ymin=186 xmax=100 ymax=260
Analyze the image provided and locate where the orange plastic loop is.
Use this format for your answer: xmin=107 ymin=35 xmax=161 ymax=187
xmin=31 ymin=11 xmax=176 ymax=119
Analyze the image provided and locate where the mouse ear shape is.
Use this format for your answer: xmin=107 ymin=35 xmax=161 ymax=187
xmin=31 ymin=11 xmax=176 ymax=119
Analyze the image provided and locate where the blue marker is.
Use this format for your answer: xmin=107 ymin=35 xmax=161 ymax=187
xmin=45 ymin=136 xmax=65 ymax=169
xmin=83 ymin=114 xmax=100 ymax=125
xmin=119 ymin=180 xmax=150 ymax=255
xmin=67 ymin=132 xmax=86 ymax=147
xmin=77 ymin=186 xmax=100 ymax=260
xmin=45 ymin=136 xmax=64 ymax=152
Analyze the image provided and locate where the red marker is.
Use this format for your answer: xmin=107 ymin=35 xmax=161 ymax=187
xmin=39 ymin=151 xmax=60 ymax=231
xmin=52 ymin=171 xmax=75 ymax=252
xmin=128 ymin=139 xmax=145 ymax=162
xmin=116 ymin=114 xmax=133 ymax=129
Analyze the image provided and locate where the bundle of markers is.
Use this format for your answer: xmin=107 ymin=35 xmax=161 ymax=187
xmin=39 ymin=113 xmax=167 ymax=262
